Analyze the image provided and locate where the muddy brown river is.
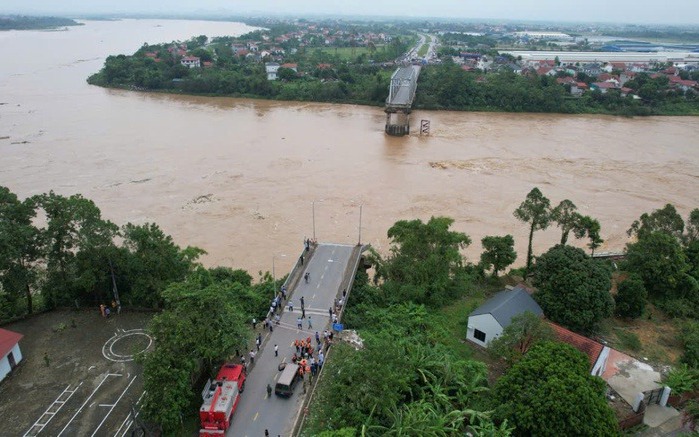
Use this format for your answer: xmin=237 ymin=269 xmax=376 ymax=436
xmin=1 ymin=19 xmax=698 ymax=275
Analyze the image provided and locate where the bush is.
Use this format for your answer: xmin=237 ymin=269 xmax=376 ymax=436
xmin=682 ymin=322 xmax=699 ymax=368
xmin=664 ymin=364 xmax=699 ymax=395
xmin=615 ymin=276 xmax=647 ymax=319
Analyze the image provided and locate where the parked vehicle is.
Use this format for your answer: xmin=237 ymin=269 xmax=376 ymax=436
xmin=199 ymin=363 xmax=246 ymax=436
xmin=275 ymin=363 xmax=300 ymax=397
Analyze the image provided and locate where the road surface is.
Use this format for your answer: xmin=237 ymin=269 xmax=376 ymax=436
xmin=227 ymin=243 xmax=356 ymax=437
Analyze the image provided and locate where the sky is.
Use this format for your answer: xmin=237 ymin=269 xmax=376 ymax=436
xmin=3 ymin=0 xmax=699 ymax=26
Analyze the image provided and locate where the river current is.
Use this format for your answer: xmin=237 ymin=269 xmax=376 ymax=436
xmin=1 ymin=19 xmax=698 ymax=274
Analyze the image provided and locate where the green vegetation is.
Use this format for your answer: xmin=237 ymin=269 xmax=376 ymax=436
xmin=488 ymin=311 xmax=554 ymax=366
xmin=0 ymin=15 xmax=81 ymax=31
xmin=479 ymin=235 xmax=517 ymax=278
xmin=614 ymin=276 xmax=647 ymax=319
xmin=513 ymin=187 xmax=552 ymax=275
xmin=415 ymin=63 xmax=699 ymax=116
xmin=533 ymin=245 xmax=614 ymax=334
xmin=493 ymin=341 xmax=618 ymax=436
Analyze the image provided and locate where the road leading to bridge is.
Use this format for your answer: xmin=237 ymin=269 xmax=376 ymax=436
xmin=227 ymin=243 xmax=357 ymax=437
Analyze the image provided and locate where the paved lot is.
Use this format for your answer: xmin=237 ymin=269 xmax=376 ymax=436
xmin=227 ymin=243 xmax=357 ymax=437
xmin=0 ymin=309 xmax=152 ymax=436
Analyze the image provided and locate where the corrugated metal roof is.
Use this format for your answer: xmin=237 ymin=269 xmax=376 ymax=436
xmin=469 ymin=286 xmax=543 ymax=328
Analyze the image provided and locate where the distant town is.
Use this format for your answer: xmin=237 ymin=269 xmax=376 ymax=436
xmin=83 ymin=17 xmax=699 ymax=116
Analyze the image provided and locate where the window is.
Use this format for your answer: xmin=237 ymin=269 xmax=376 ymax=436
xmin=474 ymin=329 xmax=486 ymax=342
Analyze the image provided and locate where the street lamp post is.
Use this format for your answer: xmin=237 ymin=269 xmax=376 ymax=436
xmin=312 ymin=199 xmax=324 ymax=242
xmin=272 ymin=253 xmax=286 ymax=298
xmin=358 ymin=204 xmax=363 ymax=245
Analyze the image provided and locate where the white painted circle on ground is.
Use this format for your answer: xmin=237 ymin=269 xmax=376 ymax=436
xmin=102 ymin=329 xmax=153 ymax=362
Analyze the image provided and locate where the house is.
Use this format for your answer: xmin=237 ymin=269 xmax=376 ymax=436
xmin=0 ymin=328 xmax=23 ymax=381
xmin=548 ymin=322 xmax=609 ymax=376
xmin=280 ymin=63 xmax=298 ymax=72
xmin=466 ymin=285 xmax=543 ymax=347
xmin=265 ymin=62 xmax=280 ymax=81
xmin=180 ymin=56 xmax=200 ymax=69
xmin=591 ymin=81 xmax=618 ymax=94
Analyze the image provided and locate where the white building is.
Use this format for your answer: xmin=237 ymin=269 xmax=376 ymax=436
xmin=265 ymin=62 xmax=280 ymax=81
xmin=466 ymin=285 xmax=543 ymax=347
xmin=180 ymin=56 xmax=201 ymax=69
xmin=0 ymin=328 xmax=23 ymax=381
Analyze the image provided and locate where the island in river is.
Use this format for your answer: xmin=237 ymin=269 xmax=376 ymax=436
xmin=87 ymin=19 xmax=699 ymax=116
xmin=0 ymin=15 xmax=82 ymax=31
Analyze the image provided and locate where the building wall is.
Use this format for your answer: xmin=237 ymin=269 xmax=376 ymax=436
xmin=0 ymin=344 xmax=22 ymax=381
xmin=466 ymin=314 xmax=503 ymax=347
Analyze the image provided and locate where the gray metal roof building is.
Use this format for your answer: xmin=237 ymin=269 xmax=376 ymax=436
xmin=469 ymin=285 xmax=543 ymax=328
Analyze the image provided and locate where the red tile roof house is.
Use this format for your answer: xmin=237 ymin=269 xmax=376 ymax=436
xmin=0 ymin=328 xmax=23 ymax=381
xmin=547 ymin=321 xmax=609 ymax=376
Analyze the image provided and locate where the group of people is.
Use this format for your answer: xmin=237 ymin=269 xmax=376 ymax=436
xmin=98 ymin=300 xmax=120 ymax=318
xmin=291 ymin=336 xmax=326 ymax=378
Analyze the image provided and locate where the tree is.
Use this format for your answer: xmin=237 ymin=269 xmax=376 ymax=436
xmin=121 ymin=222 xmax=204 ymax=308
xmin=488 ymin=311 xmax=554 ymax=365
xmin=140 ymin=274 xmax=249 ymax=430
xmin=277 ymin=67 xmax=297 ymax=81
xmin=33 ymin=192 xmax=118 ymax=308
xmin=494 ymin=341 xmax=618 ymax=437
xmin=551 ymin=199 xmax=581 ymax=245
xmin=533 ymin=245 xmax=613 ymax=333
xmin=686 ymin=209 xmax=699 ymax=245
xmin=0 ymin=187 xmax=40 ymax=314
xmin=681 ymin=322 xmax=699 ymax=368
xmin=480 ymin=235 xmax=517 ymax=277
xmin=614 ymin=275 xmax=647 ymax=319
xmin=625 ymin=231 xmax=694 ymax=300
xmin=628 ymin=204 xmax=685 ymax=242
xmin=576 ymin=215 xmax=604 ymax=255
xmin=372 ymin=217 xmax=471 ymax=306
xmin=513 ymin=188 xmax=551 ymax=275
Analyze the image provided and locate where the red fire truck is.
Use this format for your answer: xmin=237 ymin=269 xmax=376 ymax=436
xmin=199 ymin=363 xmax=246 ymax=436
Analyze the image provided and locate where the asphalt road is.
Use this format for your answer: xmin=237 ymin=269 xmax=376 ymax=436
xmin=227 ymin=243 xmax=356 ymax=437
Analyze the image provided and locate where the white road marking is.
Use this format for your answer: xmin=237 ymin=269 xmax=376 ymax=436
xmin=23 ymin=382 xmax=83 ymax=437
xmin=114 ymin=390 xmax=145 ymax=437
xmin=57 ymin=374 xmax=120 ymax=436
xmin=98 ymin=403 xmax=114 ymax=407
xmin=90 ymin=375 xmax=138 ymax=437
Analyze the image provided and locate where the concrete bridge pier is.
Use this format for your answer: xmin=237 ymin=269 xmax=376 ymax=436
xmin=385 ymin=109 xmax=411 ymax=136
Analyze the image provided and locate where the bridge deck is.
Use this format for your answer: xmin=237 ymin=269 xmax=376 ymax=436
xmin=386 ymin=65 xmax=421 ymax=108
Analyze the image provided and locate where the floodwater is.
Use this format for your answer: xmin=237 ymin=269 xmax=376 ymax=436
xmin=1 ymin=20 xmax=698 ymax=275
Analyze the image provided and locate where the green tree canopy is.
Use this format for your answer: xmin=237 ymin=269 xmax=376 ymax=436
xmin=628 ymin=203 xmax=685 ymax=242
xmin=488 ymin=311 xmax=554 ymax=366
xmin=533 ymin=245 xmax=613 ymax=333
xmin=625 ymin=231 xmax=695 ymax=300
xmin=494 ymin=341 xmax=618 ymax=437
xmin=551 ymin=199 xmax=583 ymax=245
xmin=371 ymin=216 xmax=471 ymax=306
xmin=121 ymin=222 xmax=204 ymax=308
xmin=0 ymin=186 xmax=40 ymax=315
xmin=513 ymin=188 xmax=551 ymax=275
xmin=480 ymin=235 xmax=517 ymax=277
xmin=140 ymin=273 xmax=249 ymax=430
xmin=33 ymin=191 xmax=118 ymax=308
xmin=614 ymin=275 xmax=647 ymax=319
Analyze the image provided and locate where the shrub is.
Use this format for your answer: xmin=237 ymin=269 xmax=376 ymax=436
xmin=614 ymin=276 xmax=647 ymax=319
